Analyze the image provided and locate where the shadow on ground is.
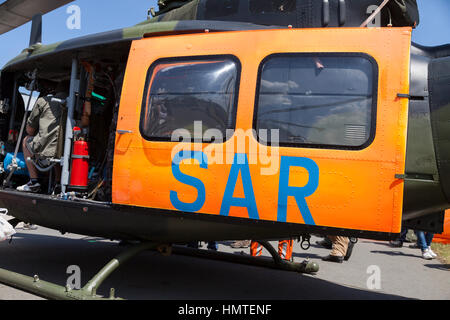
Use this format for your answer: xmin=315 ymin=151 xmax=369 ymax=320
xmin=424 ymin=264 xmax=450 ymax=271
xmin=370 ymin=250 xmax=421 ymax=259
xmin=0 ymin=232 xmax=412 ymax=300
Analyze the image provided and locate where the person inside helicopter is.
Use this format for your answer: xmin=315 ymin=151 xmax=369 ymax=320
xmin=16 ymin=81 xmax=70 ymax=193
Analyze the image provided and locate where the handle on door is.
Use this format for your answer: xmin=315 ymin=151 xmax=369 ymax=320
xmin=117 ymin=130 xmax=133 ymax=135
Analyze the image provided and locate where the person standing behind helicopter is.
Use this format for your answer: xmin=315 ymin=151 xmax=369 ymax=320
xmin=321 ymin=236 xmax=356 ymax=263
xmin=17 ymin=81 xmax=70 ymax=193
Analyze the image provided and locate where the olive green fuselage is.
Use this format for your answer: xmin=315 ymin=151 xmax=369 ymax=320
xmin=402 ymin=44 xmax=450 ymax=232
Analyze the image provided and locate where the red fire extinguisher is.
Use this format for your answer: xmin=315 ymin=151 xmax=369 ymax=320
xmin=69 ymin=127 xmax=89 ymax=190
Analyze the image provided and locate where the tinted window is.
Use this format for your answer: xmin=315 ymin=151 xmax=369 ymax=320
xmin=141 ymin=57 xmax=240 ymax=142
xmin=255 ymin=54 xmax=376 ymax=148
xmin=250 ymin=0 xmax=296 ymax=13
xmin=205 ymin=0 xmax=240 ymax=19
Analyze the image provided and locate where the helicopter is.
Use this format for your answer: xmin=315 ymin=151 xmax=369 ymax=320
xmin=0 ymin=0 xmax=448 ymax=300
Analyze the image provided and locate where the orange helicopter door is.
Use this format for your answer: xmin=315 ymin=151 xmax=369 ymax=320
xmin=113 ymin=27 xmax=411 ymax=236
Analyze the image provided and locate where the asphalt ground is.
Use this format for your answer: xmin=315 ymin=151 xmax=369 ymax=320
xmin=0 ymin=220 xmax=449 ymax=300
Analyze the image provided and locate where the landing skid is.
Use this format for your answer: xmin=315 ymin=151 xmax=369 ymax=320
xmin=0 ymin=240 xmax=319 ymax=300
xmin=0 ymin=242 xmax=160 ymax=300
xmin=172 ymin=241 xmax=319 ymax=274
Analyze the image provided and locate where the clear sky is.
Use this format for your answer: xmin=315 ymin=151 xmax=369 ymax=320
xmin=0 ymin=0 xmax=449 ymax=68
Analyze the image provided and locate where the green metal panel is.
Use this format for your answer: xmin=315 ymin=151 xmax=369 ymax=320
xmin=429 ymin=56 xmax=450 ymax=202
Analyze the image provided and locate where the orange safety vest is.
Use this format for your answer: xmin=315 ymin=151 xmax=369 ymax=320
xmin=250 ymin=240 xmax=294 ymax=261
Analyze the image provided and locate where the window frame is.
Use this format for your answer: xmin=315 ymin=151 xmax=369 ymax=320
xmin=139 ymin=54 xmax=242 ymax=143
xmin=253 ymin=52 xmax=379 ymax=150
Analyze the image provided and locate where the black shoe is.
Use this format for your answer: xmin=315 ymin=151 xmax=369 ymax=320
xmin=344 ymin=240 xmax=355 ymax=261
xmin=207 ymin=245 xmax=218 ymax=251
xmin=316 ymin=238 xmax=333 ymax=250
xmin=187 ymin=242 xmax=200 ymax=249
xmin=322 ymin=255 xmax=344 ymax=263
xmin=389 ymin=240 xmax=403 ymax=248
xmin=51 ymin=183 xmax=61 ymax=195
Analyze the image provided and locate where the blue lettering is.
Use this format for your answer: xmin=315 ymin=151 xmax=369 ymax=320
xmin=277 ymin=157 xmax=319 ymax=225
xmin=220 ymin=154 xmax=259 ymax=219
xmin=170 ymin=151 xmax=208 ymax=212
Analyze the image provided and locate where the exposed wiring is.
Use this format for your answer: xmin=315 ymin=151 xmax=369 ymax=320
xmin=88 ymin=179 xmax=104 ymax=199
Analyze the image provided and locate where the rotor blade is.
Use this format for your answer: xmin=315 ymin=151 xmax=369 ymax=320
xmin=0 ymin=0 xmax=74 ymax=36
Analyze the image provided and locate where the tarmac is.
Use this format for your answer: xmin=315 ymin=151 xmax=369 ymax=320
xmin=0 ymin=220 xmax=449 ymax=300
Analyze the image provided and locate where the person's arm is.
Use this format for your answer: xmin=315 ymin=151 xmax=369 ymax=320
xmin=26 ymin=125 xmax=36 ymax=136
xmin=26 ymin=98 xmax=42 ymax=136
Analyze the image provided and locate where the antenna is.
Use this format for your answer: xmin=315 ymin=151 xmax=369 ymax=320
xmin=29 ymin=13 xmax=42 ymax=46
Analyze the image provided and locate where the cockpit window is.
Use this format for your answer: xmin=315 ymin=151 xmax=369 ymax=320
xmin=255 ymin=53 xmax=378 ymax=149
xmin=140 ymin=56 xmax=240 ymax=142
